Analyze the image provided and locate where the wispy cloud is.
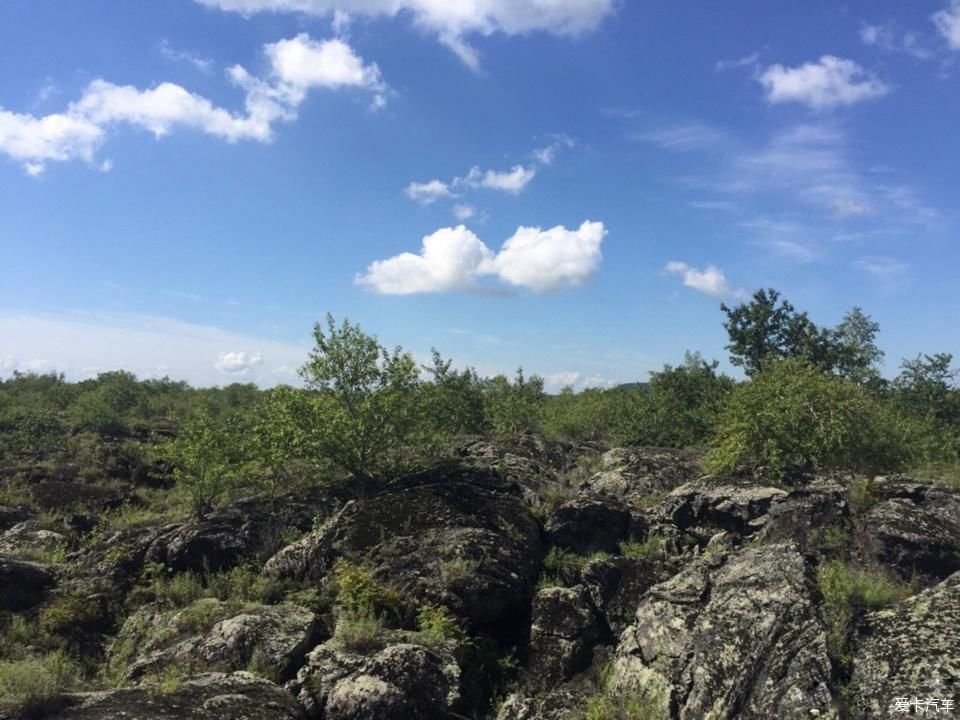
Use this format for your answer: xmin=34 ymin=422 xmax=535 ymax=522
xmin=854 ymin=255 xmax=911 ymax=290
xmin=631 ymin=124 xmax=726 ymax=152
xmin=159 ymin=39 xmax=215 ymax=74
xmin=715 ymin=51 xmax=761 ymax=72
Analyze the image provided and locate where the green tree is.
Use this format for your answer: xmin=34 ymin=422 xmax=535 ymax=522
xmin=483 ymin=368 xmax=545 ymax=440
xmin=893 ymin=353 xmax=959 ymax=425
xmin=707 ymin=358 xmax=913 ymax=481
xmin=721 ymin=288 xmax=833 ymax=375
xmin=419 ymin=349 xmax=488 ymax=439
xmin=167 ymin=412 xmax=240 ymax=518
xmin=831 ymin=307 xmax=884 ymax=384
xmin=299 ymin=314 xmax=421 ymax=480
xmin=247 ymin=385 xmax=315 ymax=498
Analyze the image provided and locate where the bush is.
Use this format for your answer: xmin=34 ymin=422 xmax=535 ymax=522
xmin=707 ymin=358 xmax=914 ymax=481
xmin=580 ymin=663 xmax=666 ymax=720
xmin=332 ymin=561 xmax=405 ymax=622
xmin=0 ymin=652 xmax=80 ymax=718
xmin=415 ymin=603 xmax=464 ymax=647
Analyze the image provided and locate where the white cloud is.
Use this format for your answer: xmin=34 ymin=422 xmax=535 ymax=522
xmin=545 ymin=371 xmax=581 ymax=389
xmin=453 ymin=203 xmax=476 ymax=220
xmin=356 ymin=225 xmax=495 ymax=294
xmin=214 ymin=350 xmax=264 ymax=374
xmin=356 ymin=220 xmax=605 ymax=294
xmin=854 ymin=255 xmax=910 ymax=288
xmin=489 ymin=220 xmax=605 ymax=292
xmin=664 ymin=261 xmax=746 ymax=300
xmin=405 ymin=179 xmax=453 ymax=204
xmin=859 ymin=23 xmax=933 ymax=60
xmin=193 ymin=0 xmax=616 ymax=70
xmin=758 ymin=55 xmax=890 ymax=109
xmin=934 ymin=0 xmax=960 ymax=48
xmin=459 ymin=164 xmax=537 ymax=193
xmin=0 ymin=34 xmax=384 ymax=174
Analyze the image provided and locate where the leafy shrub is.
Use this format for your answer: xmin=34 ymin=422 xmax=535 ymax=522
xmin=619 ymin=536 xmax=667 ymax=560
xmin=0 ymin=652 xmax=79 ymax=718
xmin=483 ymin=369 xmax=544 ymax=440
xmin=580 ymin=663 xmax=666 ymax=720
xmin=332 ymin=561 xmax=405 ymax=622
xmin=707 ymin=358 xmax=914 ymax=481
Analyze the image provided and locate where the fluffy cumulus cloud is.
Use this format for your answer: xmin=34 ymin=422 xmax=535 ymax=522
xmin=193 ymin=0 xmax=616 ymax=69
xmin=758 ymin=56 xmax=890 ymax=110
xmin=356 ymin=220 xmax=605 ymax=294
xmin=664 ymin=261 xmax=746 ymax=300
xmin=458 ymin=164 xmax=537 ymax=193
xmin=405 ymin=179 xmax=453 ymax=204
xmin=0 ymin=34 xmax=384 ymax=174
xmin=933 ymin=0 xmax=960 ymax=49
xmin=214 ymin=350 xmax=264 ymax=374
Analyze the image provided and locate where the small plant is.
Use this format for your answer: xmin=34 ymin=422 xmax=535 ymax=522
xmin=0 ymin=652 xmax=80 ymax=718
xmin=817 ymin=560 xmax=912 ymax=671
xmin=580 ymin=663 xmax=666 ymax=720
xmin=415 ymin=603 xmax=464 ymax=647
xmin=333 ymin=560 xmax=405 ymax=622
xmin=847 ymin=478 xmax=879 ymax=515
xmin=333 ymin=607 xmax=385 ymax=654
xmin=39 ymin=593 xmax=103 ymax=638
xmin=438 ymin=554 xmax=482 ymax=585
xmin=619 ymin=536 xmax=668 ymax=560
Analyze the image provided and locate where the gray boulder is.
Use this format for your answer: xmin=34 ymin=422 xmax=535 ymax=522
xmin=0 ymin=555 xmax=54 ymax=610
xmin=847 ymin=572 xmax=960 ymax=719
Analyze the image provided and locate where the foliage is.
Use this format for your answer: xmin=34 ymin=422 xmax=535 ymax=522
xmin=299 ymin=313 xmax=421 ymax=479
xmin=817 ymin=560 xmax=911 ymax=670
xmin=707 ymin=358 xmax=915 ymax=481
xmin=580 ymin=663 xmax=666 ymax=720
xmin=483 ymin=368 xmax=545 ymax=440
xmin=332 ymin=560 xmax=405 ymax=622
xmin=415 ymin=603 xmax=465 ymax=646
xmin=333 ymin=607 xmax=385 ymax=655
xmin=542 ymin=387 xmax=611 ymax=442
xmin=419 ymin=349 xmax=489 ymax=445
xmin=619 ymin=536 xmax=668 ymax=560
xmin=164 ymin=411 xmax=241 ymax=519
xmin=0 ymin=652 xmax=80 ymax=719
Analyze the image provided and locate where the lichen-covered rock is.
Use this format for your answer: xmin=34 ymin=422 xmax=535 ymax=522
xmin=144 ymin=519 xmax=251 ymax=574
xmin=0 ymin=520 xmax=66 ymax=557
xmin=544 ymin=495 xmax=632 ymax=555
xmin=49 ymin=672 xmax=304 ymax=719
xmin=756 ymin=478 xmax=850 ymax=549
xmin=658 ymin=478 xmax=788 ymax=539
xmin=580 ymin=555 xmax=676 ymax=636
xmin=612 ymin=542 xmax=837 ymax=720
xmin=110 ymin=601 xmax=318 ymax=682
xmin=582 ymin=447 xmax=702 ymax=504
xmin=292 ymin=640 xmax=464 ymax=719
xmin=847 ymin=572 xmax=960 ymax=719
xmin=526 ymin=585 xmax=606 ymax=688
xmin=265 ymin=461 xmax=543 ymax=630
xmin=861 ymin=481 xmax=960 ymax=585
xmin=0 ymin=555 xmax=54 ymax=610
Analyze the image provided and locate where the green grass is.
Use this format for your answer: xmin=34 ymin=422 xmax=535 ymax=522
xmin=580 ymin=663 xmax=666 ymax=720
xmin=619 ymin=536 xmax=668 ymax=560
xmin=0 ymin=652 xmax=80 ymax=719
xmin=333 ymin=607 xmax=385 ymax=655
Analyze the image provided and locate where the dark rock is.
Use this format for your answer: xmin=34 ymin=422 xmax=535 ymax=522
xmin=847 ymin=572 xmax=960 ymax=719
xmin=0 ymin=520 xmax=66 ymax=558
xmin=582 ymin=447 xmax=702 ymax=504
xmin=526 ymin=585 xmax=605 ymax=688
xmin=860 ymin=483 xmax=960 ymax=585
xmin=580 ymin=555 xmax=676 ymax=636
xmin=0 ymin=505 xmax=31 ymax=532
xmin=49 ymin=672 xmax=304 ymax=720
xmin=0 ymin=555 xmax=54 ymax=610
xmin=145 ymin=519 xmax=250 ymax=574
xmin=658 ymin=477 xmax=788 ymax=538
xmin=612 ymin=542 xmax=836 ymax=719
xmin=545 ymin=495 xmax=632 ymax=555
xmin=757 ymin=478 xmax=850 ymax=549
xmin=265 ymin=461 xmax=543 ymax=631
xmin=29 ymin=480 xmax=130 ymax=512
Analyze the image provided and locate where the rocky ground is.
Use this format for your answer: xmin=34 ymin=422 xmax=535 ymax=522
xmin=1 ymin=436 xmax=958 ymax=719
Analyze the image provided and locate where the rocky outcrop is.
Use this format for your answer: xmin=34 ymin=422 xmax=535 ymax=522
xmin=860 ymin=480 xmax=960 ymax=585
xmin=544 ymin=495 xmax=633 ymax=555
xmin=110 ymin=601 xmax=318 ymax=682
xmin=526 ymin=585 xmax=606 ymax=688
xmin=0 ymin=520 xmax=66 ymax=558
xmin=847 ymin=572 xmax=960 ymax=719
xmin=612 ymin=541 xmax=836 ymax=720
xmin=0 ymin=555 xmax=54 ymax=610
xmin=265 ymin=461 xmax=543 ymax=630
xmin=291 ymin=640 xmax=464 ymax=719
xmin=656 ymin=478 xmax=788 ymax=540
xmin=580 ymin=555 xmax=676 ymax=636
xmin=582 ymin=447 xmax=702 ymax=504
xmin=50 ymin=672 xmax=304 ymax=720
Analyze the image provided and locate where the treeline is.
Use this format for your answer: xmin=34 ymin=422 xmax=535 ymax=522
xmin=1 ymin=292 xmax=958 ymax=517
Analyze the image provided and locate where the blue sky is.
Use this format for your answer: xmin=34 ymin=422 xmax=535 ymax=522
xmin=1 ymin=0 xmax=958 ymax=388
